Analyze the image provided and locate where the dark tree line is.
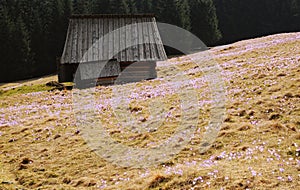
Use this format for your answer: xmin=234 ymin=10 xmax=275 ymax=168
xmin=214 ymin=0 xmax=300 ymax=44
xmin=0 ymin=0 xmax=71 ymax=82
xmin=0 ymin=0 xmax=299 ymax=82
xmin=71 ymin=0 xmax=221 ymax=44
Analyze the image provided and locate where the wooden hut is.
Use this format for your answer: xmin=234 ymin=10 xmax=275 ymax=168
xmin=58 ymin=14 xmax=167 ymax=85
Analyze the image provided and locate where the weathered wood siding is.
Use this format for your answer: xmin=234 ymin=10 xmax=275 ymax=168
xmin=61 ymin=14 xmax=167 ymax=64
xmin=59 ymin=14 xmax=167 ymax=84
xmin=116 ymin=61 xmax=157 ymax=84
xmin=79 ymin=60 xmax=121 ymax=80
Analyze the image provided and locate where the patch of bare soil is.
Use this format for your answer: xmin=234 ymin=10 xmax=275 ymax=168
xmin=0 ymin=33 xmax=299 ymax=189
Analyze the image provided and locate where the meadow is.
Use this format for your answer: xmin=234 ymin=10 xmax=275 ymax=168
xmin=0 ymin=33 xmax=299 ymax=189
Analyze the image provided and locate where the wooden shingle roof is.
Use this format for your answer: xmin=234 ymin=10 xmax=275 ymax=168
xmin=61 ymin=14 xmax=167 ymax=64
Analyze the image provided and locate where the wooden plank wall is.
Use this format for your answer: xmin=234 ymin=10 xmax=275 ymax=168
xmin=117 ymin=61 xmax=157 ymax=84
xmin=58 ymin=60 xmax=157 ymax=85
xmin=79 ymin=60 xmax=121 ymax=80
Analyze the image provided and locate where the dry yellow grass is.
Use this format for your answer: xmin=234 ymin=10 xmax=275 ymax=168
xmin=0 ymin=75 xmax=57 ymax=91
xmin=0 ymin=33 xmax=300 ymax=190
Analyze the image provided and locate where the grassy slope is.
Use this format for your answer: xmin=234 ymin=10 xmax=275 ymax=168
xmin=0 ymin=33 xmax=299 ymax=190
xmin=0 ymin=75 xmax=57 ymax=91
xmin=0 ymin=85 xmax=53 ymax=98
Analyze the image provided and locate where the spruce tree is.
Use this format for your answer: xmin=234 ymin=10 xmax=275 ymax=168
xmin=290 ymin=0 xmax=300 ymax=30
xmin=154 ymin=0 xmax=181 ymax=27
xmin=135 ymin=0 xmax=152 ymax=13
xmin=110 ymin=0 xmax=129 ymax=14
xmin=89 ymin=0 xmax=111 ymax=14
xmin=73 ymin=0 xmax=88 ymax=14
xmin=125 ymin=0 xmax=137 ymax=13
xmin=47 ymin=0 xmax=65 ymax=73
xmin=63 ymin=0 xmax=72 ymax=19
xmin=176 ymin=0 xmax=191 ymax=31
xmin=189 ymin=0 xmax=221 ymax=45
xmin=0 ymin=2 xmax=14 ymax=81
